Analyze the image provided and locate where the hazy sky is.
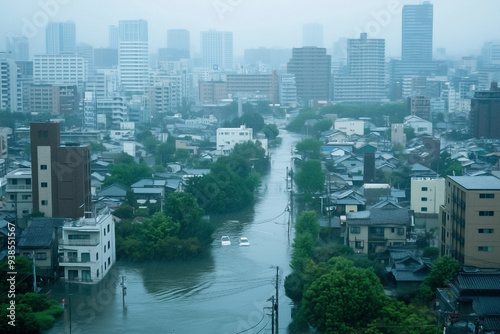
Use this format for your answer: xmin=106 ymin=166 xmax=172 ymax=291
xmin=1 ymin=0 xmax=500 ymax=59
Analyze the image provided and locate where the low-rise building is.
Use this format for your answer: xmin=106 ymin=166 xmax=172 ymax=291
xmin=58 ymin=208 xmax=116 ymax=283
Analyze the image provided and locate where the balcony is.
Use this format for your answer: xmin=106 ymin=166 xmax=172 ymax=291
xmin=59 ymin=257 xmax=95 ymax=264
xmin=59 ymin=238 xmax=100 ymax=246
xmin=6 ymin=185 xmax=32 ymax=191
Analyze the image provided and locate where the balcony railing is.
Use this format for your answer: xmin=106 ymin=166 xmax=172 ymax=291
xmin=59 ymin=239 xmax=100 ymax=246
xmin=6 ymin=185 xmax=32 ymax=191
xmin=59 ymin=257 xmax=95 ymax=264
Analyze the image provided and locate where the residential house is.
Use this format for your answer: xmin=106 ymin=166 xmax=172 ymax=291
xmin=386 ymin=247 xmax=432 ymax=297
xmin=329 ymin=188 xmax=366 ymax=216
xmin=436 ymin=271 xmax=500 ymax=333
xmin=345 ymin=207 xmax=412 ymax=254
xmin=18 ymin=218 xmax=66 ymax=278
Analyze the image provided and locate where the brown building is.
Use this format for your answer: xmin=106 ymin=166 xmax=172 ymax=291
xmin=30 ymin=122 xmax=91 ymax=219
xmin=226 ymin=71 xmax=279 ymax=104
xmin=470 ymin=81 xmax=500 ymax=139
xmin=199 ymin=81 xmax=228 ymax=104
xmin=439 ymin=175 xmax=500 ymax=269
xmin=29 ymin=84 xmax=79 ymax=115
xmin=287 ymin=47 xmax=331 ymax=103
xmin=408 ymin=95 xmax=431 ymax=121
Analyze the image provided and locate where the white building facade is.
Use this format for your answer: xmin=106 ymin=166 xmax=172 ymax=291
xmin=119 ymin=20 xmax=149 ymax=93
xmin=33 ymin=54 xmax=87 ymax=86
xmin=334 ymin=118 xmax=365 ymax=136
xmin=216 ymin=125 xmax=253 ymax=155
xmin=410 ymin=177 xmax=445 ymax=214
xmin=58 ymin=208 xmax=116 ymax=283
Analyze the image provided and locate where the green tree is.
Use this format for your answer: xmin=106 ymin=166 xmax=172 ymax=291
xmin=165 ymin=192 xmax=204 ymax=239
xmin=416 ymin=255 xmax=459 ymax=305
xmin=295 ymin=138 xmax=322 ymax=160
xmin=286 ymin=111 xmax=318 ymax=133
xmin=302 ymin=257 xmax=386 ymax=333
xmin=313 ymin=119 xmax=333 ymax=134
xmin=294 ymin=159 xmax=325 ymax=196
xmin=294 ymin=210 xmax=320 ymax=240
xmin=262 ymin=123 xmax=279 ymax=140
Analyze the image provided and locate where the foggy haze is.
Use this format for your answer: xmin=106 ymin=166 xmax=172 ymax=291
xmin=1 ymin=0 xmax=500 ymax=59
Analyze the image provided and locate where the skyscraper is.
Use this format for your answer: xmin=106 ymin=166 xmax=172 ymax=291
xmin=118 ymin=19 xmax=149 ymax=93
xmin=109 ymin=25 xmax=119 ymax=49
xmin=201 ymin=30 xmax=233 ymax=70
xmin=470 ymin=82 xmax=500 ymax=139
xmin=45 ymin=21 xmax=76 ymax=55
xmin=0 ymin=54 xmax=23 ymax=112
xmin=302 ymin=23 xmax=324 ymax=48
xmin=333 ymin=33 xmax=386 ymax=104
xmin=166 ymin=29 xmax=190 ymax=60
xmin=401 ymin=2 xmax=433 ymax=63
xmin=287 ymin=47 xmax=331 ymax=103
xmin=6 ymin=35 xmax=29 ymax=61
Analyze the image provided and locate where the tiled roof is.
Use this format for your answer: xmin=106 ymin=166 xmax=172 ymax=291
xmin=454 ymin=272 xmax=500 ymax=291
xmin=449 ymin=175 xmax=500 ymax=190
xmin=347 ymin=207 xmax=410 ymax=225
xmin=18 ymin=218 xmax=66 ymax=248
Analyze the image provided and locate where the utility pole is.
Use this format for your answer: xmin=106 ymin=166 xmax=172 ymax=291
xmin=32 ymin=251 xmax=36 ymax=292
xmin=275 ymin=266 xmax=279 ymax=334
xmin=269 ymin=295 xmax=275 ymax=334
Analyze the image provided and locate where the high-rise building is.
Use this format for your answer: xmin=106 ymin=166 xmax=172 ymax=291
xmin=109 ymin=25 xmax=119 ymax=49
xmin=287 ymin=47 xmax=331 ymax=103
xmin=93 ymin=48 xmax=118 ymax=69
xmin=165 ymin=29 xmax=190 ymax=60
xmin=76 ymin=42 xmax=94 ymax=72
xmin=333 ymin=33 xmax=386 ymax=104
xmin=45 ymin=21 xmax=76 ymax=55
xmin=30 ymin=122 xmax=91 ymax=219
xmin=439 ymin=175 xmax=500 ymax=269
xmin=118 ymin=20 xmax=149 ymax=93
xmin=201 ymin=30 xmax=233 ymax=70
xmin=482 ymin=41 xmax=500 ymax=65
xmin=402 ymin=2 xmax=433 ymax=63
xmin=0 ymin=55 xmax=23 ymax=112
xmin=470 ymin=82 xmax=500 ymax=139
xmin=6 ymin=36 xmax=29 ymax=61
xmin=302 ymin=23 xmax=323 ymax=48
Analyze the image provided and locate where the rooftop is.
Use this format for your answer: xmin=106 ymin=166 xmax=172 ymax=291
xmin=449 ymin=175 xmax=500 ymax=190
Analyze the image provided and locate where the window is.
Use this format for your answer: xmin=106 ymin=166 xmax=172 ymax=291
xmin=41 ymin=182 xmax=48 ymax=188
xmin=479 ymin=228 xmax=494 ymax=234
xmin=478 ymin=246 xmax=494 ymax=252
xmin=82 ymin=270 xmax=91 ymax=282
xmin=107 ymin=224 xmax=110 ymax=233
xmin=35 ymin=253 xmax=47 ymax=260
xmin=421 ymin=187 xmax=428 ymax=191
xmin=108 ymin=257 xmax=111 ymax=265
xmin=104 ymin=245 xmax=106 ymax=253
xmin=21 ymin=195 xmax=30 ymax=200
xmin=350 ymin=226 xmax=361 ymax=234
xmin=41 ymin=200 xmax=48 ymax=206
xmin=68 ymin=234 xmax=90 ymax=240
xmin=421 ymin=207 xmax=428 ymax=212
xmin=397 ymin=228 xmax=405 ymax=235
xmin=421 ymin=197 xmax=428 ymax=202
xmin=96 ymin=253 xmax=99 ymax=261
xmin=40 ymin=165 xmax=47 ymax=170
xmin=480 ymin=194 xmax=495 ymax=199
xmin=104 ymin=229 xmax=106 ymax=236
xmin=479 ymin=211 xmax=494 ymax=216
xmin=355 ymin=241 xmax=364 ymax=249
xmin=96 ymin=269 xmax=100 ymax=278
xmin=81 ymin=253 xmax=90 ymax=262
xmin=108 ymin=241 xmax=110 ymax=248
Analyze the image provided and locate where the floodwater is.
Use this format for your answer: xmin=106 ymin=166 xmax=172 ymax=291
xmin=44 ymin=128 xmax=303 ymax=334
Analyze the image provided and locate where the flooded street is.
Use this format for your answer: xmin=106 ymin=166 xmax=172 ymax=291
xmin=44 ymin=129 xmax=303 ymax=334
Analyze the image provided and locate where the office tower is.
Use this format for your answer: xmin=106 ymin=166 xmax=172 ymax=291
xmin=482 ymin=41 xmax=500 ymax=65
xmin=302 ymin=23 xmax=324 ymax=48
xmin=333 ymin=33 xmax=386 ymax=104
xmin=118 ymin=20 xmax=149 ymax=93
xmin=165 ymin=29 xmax=190 ymax=60
xmin=93 ymin=48 xmax=118 ymax=69
xmin=470 ymin=82 xmax=500 ymax=139
xmin=30 ymin=122 xmax=92 ymax=219
xmin=287 ymin=47 xmax=331 ymax=103
xmin=402 ymin=2 xmax=433 ymax=63
xmin=0 ymin=55 xmax=23 ymax=112
xmin=201 ymin=30 xmax=233 ymax=70
xmin=33 ymin=54 xmax=87 ymax=85
xmin=6 ymin=36 xmax=29 ymax=61
xmin=45 ymin=21 xmax=76 ymax=54
xmin=439 ymin=175 xmax=500 ymax=269
xmin=76 ymin=42 xmax=94 ymax=72
xmin=109 ymin=25 xmax=119 ymax=49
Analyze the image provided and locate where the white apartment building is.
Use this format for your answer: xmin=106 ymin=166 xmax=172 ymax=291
xmin=4 ymin=168 xmax=32 ymax=222
xmin=58 ymin=207 xmax=116 ymax=283
xmin=279 ymin=74 xmax=297 ymax=107
xmin=119 ymin=20 xmax=149 ymax=93
xmin=403 ymin=115 xmax=433 ymax=136
xmin=334 ymin=118 xmax=365 ymax=136
xmin=97 ymin=96 xmax=128 ymax=127
xmin=0 ymin=56 xmax=23 ymax=112
xmin=33 ymin=54 xmax=87 ymax=86
xmin=410 ymin=177 xmax=445 ymax=214
xmin=216 ymin=125 xmax=253 ymax=155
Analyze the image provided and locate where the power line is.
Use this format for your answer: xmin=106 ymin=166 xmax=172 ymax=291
xmin=235 ymin=307 xmax=267 ymax=334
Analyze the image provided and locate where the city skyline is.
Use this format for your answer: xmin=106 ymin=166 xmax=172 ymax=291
xmin=1 ymin=0 xmax=500 ymax=60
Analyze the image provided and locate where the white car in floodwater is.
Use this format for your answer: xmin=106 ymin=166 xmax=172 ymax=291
xmin=239 ymin=237 xmax=250 ymax=246
xmin=221 ymin=236 xmax=231 ymax=246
